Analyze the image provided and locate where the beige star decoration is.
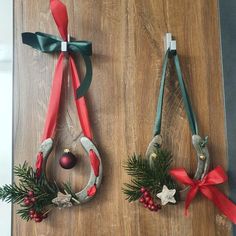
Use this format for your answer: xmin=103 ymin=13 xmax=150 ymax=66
xmin=156 ymin=185 xmax=176 ymax=205
xmin=52 ymin=192 xmax=73 ymax=209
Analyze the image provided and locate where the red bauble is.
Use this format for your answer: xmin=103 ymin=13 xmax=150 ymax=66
xmin=59 ymin=149 xmax=77 ymax=169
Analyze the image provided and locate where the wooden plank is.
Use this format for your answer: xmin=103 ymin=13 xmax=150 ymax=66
xmin=13 ymin=0 xmax=229 ymax=235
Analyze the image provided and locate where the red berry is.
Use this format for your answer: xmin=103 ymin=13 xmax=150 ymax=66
xmin=148 ymin=199 xmax=154 ymax=205
xmin=143 ymin=191 xmax=149 ymax=197
xmin=33 ymin=213 xmax=38 ymax=218
xmin=29 ymin=209 xmax=35 ymax=215
xmin=150 ymin=205 xmax=156 ymax=211
xmin=153 ymin=207 xmax=158 ymax=212
xmin=28 ymin=191 xmax=34 ymax=197
xmin=34 ymin=217 xmax=42 ymax=223
xmin=145 ymin=196 xmax=151 ymax=203
xmin=29 ymin=214 xmax=34 ymax=219
xmin=31 ymin=197 xmax=36 ymax=203
xmin=144 ymin=203 xmax=148 ymax=208
xmin=24 ymin=196 xmax=29 ymax=201
xmin=140 ymin=187 xmax=146 ymax=193
xmin=24 ymin=199 xmax=31 ymax=206
xmin=139 ymin=197 xmax=145 ymax=203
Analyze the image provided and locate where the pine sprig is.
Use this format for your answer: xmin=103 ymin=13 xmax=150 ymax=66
xmin=122 ymin=146 xmax=177 ymax=202
xmin=0 ymin=183 xmax=27 ymax=204
xmin=0 ymin=162 xmax=78 ymax=221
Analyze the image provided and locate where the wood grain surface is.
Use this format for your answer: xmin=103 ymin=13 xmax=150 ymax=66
xmin=13 ymin=0 xmax=230 ymax=235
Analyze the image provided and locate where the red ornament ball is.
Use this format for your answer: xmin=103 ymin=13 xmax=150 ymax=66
xmin=59 ymin=149 xmax=77 ymax=169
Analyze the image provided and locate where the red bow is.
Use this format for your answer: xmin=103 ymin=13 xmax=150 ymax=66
xmin=170 ymin=166 xmax=236 ymax=224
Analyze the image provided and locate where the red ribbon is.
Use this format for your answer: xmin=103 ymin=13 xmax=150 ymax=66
xmin=36 ymin=0 xmax=99 ymax=177
xmin=170 ymin=166 xmax=236 ymax=224
xmin=36 ymin=152 xmax=43 ymax=178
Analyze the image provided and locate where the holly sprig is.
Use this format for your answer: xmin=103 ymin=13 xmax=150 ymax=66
xmin=122 ymin=146 xmax=177 ymax=203
xmin=0 ymin=162 xmax=78 ymax=222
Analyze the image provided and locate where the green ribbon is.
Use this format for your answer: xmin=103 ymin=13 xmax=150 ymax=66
xmin=22 ymin=32 xmax=92 ymax=98
xmin=154 ymin=50 xmax=198 ymax=136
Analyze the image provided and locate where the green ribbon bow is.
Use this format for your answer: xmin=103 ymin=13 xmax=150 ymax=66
xmin=22 ymin=32 xmax=92 ymax=98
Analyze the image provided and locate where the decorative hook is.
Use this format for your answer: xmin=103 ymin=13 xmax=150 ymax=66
xmin=164 ymin=33 xmax=176 ymax=52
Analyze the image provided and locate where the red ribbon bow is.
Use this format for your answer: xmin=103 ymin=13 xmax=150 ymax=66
xmin=36 ymin=0 xmax=99 ymax=178
xmin=170 ymin=166 xmax=236 ymax=224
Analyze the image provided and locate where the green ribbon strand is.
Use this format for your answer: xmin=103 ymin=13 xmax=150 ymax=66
xmin=22 ymin=32 xmax=92 ymax=98
xmin=154 ymin=50 xmax=198 ymax=136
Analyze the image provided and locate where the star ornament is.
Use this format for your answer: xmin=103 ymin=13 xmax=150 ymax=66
xmin=156 ymin=185 xmax=176 ymax=205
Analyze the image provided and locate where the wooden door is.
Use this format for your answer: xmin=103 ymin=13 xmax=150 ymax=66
xmin=13 ymin=0 xmax=230 ymax=235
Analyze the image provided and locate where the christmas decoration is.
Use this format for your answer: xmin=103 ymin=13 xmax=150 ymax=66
xmin=0 ymin=0 xmax=103 ymax=222
xmin=0 ymin=162 xmax=78 ymax=222
xmin=123 ymin=145 xmax=177 ymax=208
xmin=156 ymin=185 xmax=176 ymax=206
xmin=59 ymin=149 xmax=77 ymax=169
xmin=123 ymin=34 xmax=236 ymax=224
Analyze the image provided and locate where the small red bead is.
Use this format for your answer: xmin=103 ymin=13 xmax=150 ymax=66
xmin=143 ymin=191 xmax=149 ymax=197
xmin=31 ymin=197 xmax=36 ymax=203
xmin=139 ymin=197 xmax=145 ymax=203
xmin=148 ymin=199 xmax=154 ymax=205
xmin=145 ymin=196 xmax=151 ymax=202
xmin=24 ymin=199 xmax=31 ymax=206
xmin=140 ymin=187 xmax=146 ymax=193
xmin=153 ymin=206 xmax=158 ymax=212
xmin=33 ymin=213 xmax=38 ymax=218
xmin=29 ymin=209 xmax=35 ymax=215
xmin=144 ymin=203 xmax=148 ymax=208
xmin=24 ymin=196 xmax=29 ymax=201
xmin=150 ymin=205 xmax=156 ymax=211
xmin=28 ymin=191 xmax=34 ymax=197
xmin=34 ymin=217 xmax=43 ymax=223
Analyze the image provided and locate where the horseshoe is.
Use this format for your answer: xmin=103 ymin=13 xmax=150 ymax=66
xmin=38 ymin=136 xmax=103 ymax=205
xmin=145 ymin=134 xmax=210 ymax=200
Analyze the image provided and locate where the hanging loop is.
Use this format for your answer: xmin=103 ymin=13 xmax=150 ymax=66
xmin=146 ymin=35 xmax=210 ymax=200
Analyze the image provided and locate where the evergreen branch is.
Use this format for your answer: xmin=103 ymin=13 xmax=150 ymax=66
xmin=0 ymin=161 xmax=79 ymax=222
xmin=123 ymin=145 xmax=177 ymax=202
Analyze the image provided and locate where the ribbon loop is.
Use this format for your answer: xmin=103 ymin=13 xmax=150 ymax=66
xmin=50 ymin=0 xmax=68 ymax=40
xmin=154 ymin=50 xmax=198 ymax=136
xmin=21 ymin=0 xmax=94 ymax=141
